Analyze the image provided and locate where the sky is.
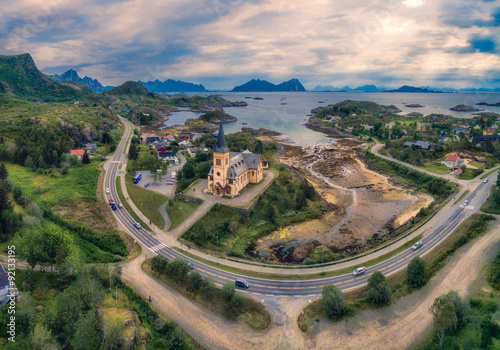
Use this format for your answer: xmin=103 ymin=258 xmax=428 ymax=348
xmin=1 ymin=0 xmax=499 ymax=90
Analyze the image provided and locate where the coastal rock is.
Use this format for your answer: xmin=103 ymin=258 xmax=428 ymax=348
xmin=241 ymin=127 xmax=281 ymax=136
xmin=476 ymin=102 xmax=500 ymax=106
xmin=450 ymin=104 xmax=482 ymax=112
xmin=406 ymin=112 xmax=424 ymax=117
xmin=404 ymin=103 xmax=425 ymax=108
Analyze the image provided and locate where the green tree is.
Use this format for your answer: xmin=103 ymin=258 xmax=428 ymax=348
xmin=55 ymin=285 xmax=84 ymax=343
xmin=445 ymin=291 xmax=469 ymax=329
xmin=221 ymin=282 xmax=235 ymax=303
xmin=430 ymin=297 xmax=457 ymax=348
xmin=168 ymin=327 xmax=194 ymax=350
xmin=71 ymin=309 xmax=101 ymax=350
xmin=0 ymin=163 xmax=7 ymax=180
xmin=226 ymin=293 xmax=245 ymax=317
xmin=24 ymin=155 xmax=34 ymax=170
xmin=29 ymin=322 xmax=59 ymax=350
xmin=165 ymin=258 xmax=191 ymax=285
xmin=151 ymin=255 xmax=168 ymax=275
xmin=129 ymin=143 xmax=138 ymax=160
xmin=407 ymin=256 xmax=426 ymax=288
xmin=365 ymin=270 xmax=391 ymax=304
xmin=187 ymin=271 xmax=203 ymax=296
xmin=102 ymin=318 xmax=125 ymax=350
xmin=322 ymin=284 xmax=346 ymax=318
xmin=82 ymin=150 xmax=91 ymax=164
xmin=199 ymin=277 xmax=215 ymax=302
xmin=182 ymin=162 xmax=196 ymax=179
xmin=0 ymin=185 xmax=12 ymax=213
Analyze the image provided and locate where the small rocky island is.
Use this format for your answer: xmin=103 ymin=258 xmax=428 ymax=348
xmin=450 ymin=104 xmax=482 ymax=112
xmin=241 ymin=127 xmax=281 ymax=136
xmin=404 ymin=103 xmax=425 ymax=108
xmin=477 ymin=102 xmax=500 ymax=106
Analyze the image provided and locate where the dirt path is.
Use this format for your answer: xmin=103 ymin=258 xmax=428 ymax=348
xmin=302 ymin=220 xmax=500 ymax=349
xmin=122 ymin=219 xmax=499 ymax=349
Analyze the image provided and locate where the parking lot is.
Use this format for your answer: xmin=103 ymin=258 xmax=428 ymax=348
xmin=133 ymin=155 xmax=184 ymax=198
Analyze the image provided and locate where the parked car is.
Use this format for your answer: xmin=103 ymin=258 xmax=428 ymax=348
xmin=166 ymin=179 xmax=175 ymax=185
xmin=235 ymin=279 xmax=250 ymax=289
xmin=106 ymin=188 xmax=110 ymax=194
xmin=144 ymin=182 xmax=149 ymax=188
xmin=412 ymin=241 xmax=423 ymax=250
xmin=133 ymin=222 xmax=141 ymax=229
xmin=352 ymin=267 xmax=366 ymax=276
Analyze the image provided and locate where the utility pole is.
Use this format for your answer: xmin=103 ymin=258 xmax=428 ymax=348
xmin=216 ymin=235 xmax=219 ymax=264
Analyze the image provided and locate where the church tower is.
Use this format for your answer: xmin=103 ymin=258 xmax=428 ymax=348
xmin=212 ymin=122 xmax=230 ymax=194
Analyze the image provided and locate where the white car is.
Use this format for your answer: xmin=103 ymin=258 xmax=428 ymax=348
xmin=483 ymin=178 xmax=488 ymax=183
xmin=133 ymin=222 xmax=141 ymax=229
xmin=352 ymin=267 xmax=366 ymax=276
xmin=463 ymin=200 xmax=468 ymax=206
xmin=106 ymin=188 xmax=110 ymax=194
xmin=412 ymin=241 xmax=423 ymax=250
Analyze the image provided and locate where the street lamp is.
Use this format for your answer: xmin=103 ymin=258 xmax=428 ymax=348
xmin=216 ymin=235 xmax=219 ymax=264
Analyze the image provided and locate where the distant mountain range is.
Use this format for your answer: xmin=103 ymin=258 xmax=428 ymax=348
xmin=48 ymin=69 xmax=113 ymax=93
xmin=0 ymin=53 xmax=93 ymax=101
xmin=232 ymin=78 xmax=306 ymax=92
xmin=311 ymin=84 xmax=500 ymax=92
xmin=138 ymin=79 xmax=206 ymax=92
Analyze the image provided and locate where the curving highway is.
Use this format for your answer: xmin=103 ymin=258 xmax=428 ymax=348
xmin=105 ymin=118 xmax=497 ymax=296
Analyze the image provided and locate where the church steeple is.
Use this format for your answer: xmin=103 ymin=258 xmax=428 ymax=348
xmin=214 ymin=121 xmax=229 ymax=153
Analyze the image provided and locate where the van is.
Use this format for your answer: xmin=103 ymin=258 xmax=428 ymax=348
xmin=171 ymin=171 xmax=177 ymax=179
xmin=235 ymin=279 xmax=250 ymax=289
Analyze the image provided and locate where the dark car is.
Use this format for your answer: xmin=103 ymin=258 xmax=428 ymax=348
xmin=144 ymin=182 xmax=150 ymax=188
xmin=184 ymin=260 xmax=194 ymax=269
xmin=235 ymin=279 xmax=250 ymax=289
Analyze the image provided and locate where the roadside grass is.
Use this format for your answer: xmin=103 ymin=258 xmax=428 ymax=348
xmin=480 ymin=186 xmax=500 ymax=215
xmin=165 ymin=198 xmax=202 ymax=231
xmin=468 ymin=161 xmax=484 ymax=169
xmin=297 ymin=214 xmax=495 ymax=332
xmin=454 ymin=190 xmax=469 ymax=205
xmin=125 ymin=174 xmax=168 ymax=229
xmin=181 ymin=179 xmax=202 ymax=194
xmin=457 ymin=168 xmax=483 ymax=180
xmin=116 ymin=177 xmax=151 ymax=231
xmin=420 ymin=162 xmax=449 ymax=175
xmin=480 ymin=167 xmax=499 ymax=180
xmin=174 ymin=235 xmax=422 ymax=281
xmin=142 ymin=259 xmax=271 ymax=331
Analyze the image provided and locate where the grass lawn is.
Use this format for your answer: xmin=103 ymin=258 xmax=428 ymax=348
xmin=468 ymin=161 xmax=484 ymax=169
xmin=165 ymin=198 xmax=202 ymax=231
xmin=480 ymin=186 xmax=500 ymax=215
xmin=116 ymin=177 xmax=151 ymax=231
xmin=456 ymin=168 xmax=482 ymax=180
xmin=142 ymin=259 xmax=270 ymax=331
xmin=124 ymin=175 xmax=168 ymax=229
xmin=420 ymin=162 xmax=449 ymax=175
xmin=480 ymin=167 xmax=499 ymax=179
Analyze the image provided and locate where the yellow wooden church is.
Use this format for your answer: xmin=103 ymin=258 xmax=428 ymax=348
xmin=207 ymin=122 xmax=264 ymax=196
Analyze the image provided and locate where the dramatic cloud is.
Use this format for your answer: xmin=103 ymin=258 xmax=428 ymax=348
xmin=0 ymin=0 xmax=499 ymax=89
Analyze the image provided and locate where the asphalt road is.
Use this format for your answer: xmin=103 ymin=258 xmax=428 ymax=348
xmin=106 ymin=118 xmax=497 ymax=296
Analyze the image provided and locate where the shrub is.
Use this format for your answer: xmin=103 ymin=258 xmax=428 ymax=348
xmin=407 ymin=256 xmax=426 ymax=289
xmin=322 ymin=284 xmax=346 ymax=318
xmin=365 ymin=271 xmax=391 ymax=304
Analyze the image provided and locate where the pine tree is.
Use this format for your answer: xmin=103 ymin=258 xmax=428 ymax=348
xmin=0 ymin=163 xmax=7 ymax=181
xmin=0 ymin=185 xmax=12 ymax=213
xmin=82 ymin=150 xmax=91 ymax=164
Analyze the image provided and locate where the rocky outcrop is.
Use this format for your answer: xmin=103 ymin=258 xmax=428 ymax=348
xmin=450 ymin=104 xmax=482 ymax=112
xmin=240 ymin=127 xmax=281 ymax=136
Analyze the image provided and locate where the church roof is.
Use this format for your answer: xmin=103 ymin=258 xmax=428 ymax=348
xmin=213 ymin=122 xmax=229 ymax=153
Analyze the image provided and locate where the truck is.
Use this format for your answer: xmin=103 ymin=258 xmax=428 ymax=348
xmin=171 ymin=171 xmax=177 ymax=179
xmin=108 ymin=199 xmax=117 ymax=210
xmin=133 ymin=173 xmax=142 ymax=184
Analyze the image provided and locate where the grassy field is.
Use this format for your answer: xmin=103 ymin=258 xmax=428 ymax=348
xmin=480 ymin=186 xmax=500 ymax=215
xmin=116 ymin=177 xmax=151 ymax=231
xmin=142 ymin=259 xmax=270 ymax=331
xmin=165 ymin=198 xmax=202 ymax=230
xmin=457 ymin=168 xmax=483 ymax=180
xmin=174 ymin=235 xmax=422 ymax=281
xmin=481 ymin=167 xmax=499 ymax=179
xmin=125 ymin=174 xmax=168 ymax=229
xmin=420 ymin=162 xmax=449 ymax=175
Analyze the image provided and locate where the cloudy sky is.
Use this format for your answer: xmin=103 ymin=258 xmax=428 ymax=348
xmin=1 ymin=0 xmax=499 ymax=89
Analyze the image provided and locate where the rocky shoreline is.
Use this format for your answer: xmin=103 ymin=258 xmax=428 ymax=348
xmin=450 ymin=104 xmax=482 ymax=112
xmin=305 ymin=119 xmax=351 ymax=138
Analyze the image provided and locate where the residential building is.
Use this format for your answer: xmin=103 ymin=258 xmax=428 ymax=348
xmin=483 ymin=128 xmax=498 ymax=135
xmin=403 ymin=140 xmax=431 ymax=150
xmin=158 ymin=152 xmax=177 ymax=163
xmin=0 ymin=264 xmax=10 ymax=306
xmin=187 ymin=147 xmax=200 ymax=157
xmin=473 ymin=135 xmax=500 ymax=142
xmin=442 ymin=154 xmax=463 ymax=168
xmin=454 ymin=167 xmax=463 ymax=175
xmin=69 ymin=149 xmax=85 ymax=159
xmin=207 ymin=123 xmax=264 ymax=196
xmin=85 ymin=143 xmax=98 ymax=153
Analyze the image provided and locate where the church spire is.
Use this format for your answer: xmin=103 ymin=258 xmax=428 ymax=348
xmin=214 ymin=121 xmax=229 ymax=153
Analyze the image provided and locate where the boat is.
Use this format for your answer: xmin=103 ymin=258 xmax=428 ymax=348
xmin=242 ymin=122 xmax=248 ymax=125
xmin=280 ymin=103 xmax=287 ymax=105
xmin=253 ymin=97 xmax=264 ymax=100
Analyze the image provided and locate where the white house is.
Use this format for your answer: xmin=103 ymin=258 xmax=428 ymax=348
xmin=442 ymin=154 xmax=463 ymax=168
xmin=0 ymin=264 xmax=11 ymax=306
